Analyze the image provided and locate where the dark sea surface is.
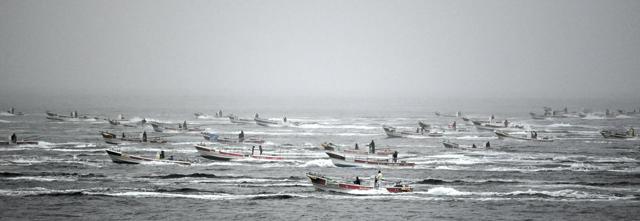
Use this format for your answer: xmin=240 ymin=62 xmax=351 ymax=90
xmin=0 ymin=97 xmax=639 ymax=220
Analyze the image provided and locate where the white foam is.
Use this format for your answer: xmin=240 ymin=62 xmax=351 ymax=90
xmin=295 ymin=124 xmax=377 ymax=130
xmin=416 ymin=187 xmax=471 ymax=196
xmin=548 ymin=123 xmax=572 ymax=127
xmin=0 ymin=119 xmax=11 ymax=123
xmin=298 ymin=159 xmax=336 ymax=168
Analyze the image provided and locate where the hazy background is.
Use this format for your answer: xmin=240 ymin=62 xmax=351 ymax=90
xmin=1 ymin=0 xmax=639 ymax=110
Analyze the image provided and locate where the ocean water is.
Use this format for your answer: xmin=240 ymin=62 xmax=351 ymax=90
xmin=0 ymin=97 xmax=639 ymax=220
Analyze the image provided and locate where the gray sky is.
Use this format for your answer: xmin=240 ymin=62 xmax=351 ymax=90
xmin=1 ymin=0 xmax=639 ymax=101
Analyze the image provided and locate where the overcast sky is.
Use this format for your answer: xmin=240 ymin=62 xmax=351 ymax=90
xmin=1 ymin=0 xmax=639 ymax=101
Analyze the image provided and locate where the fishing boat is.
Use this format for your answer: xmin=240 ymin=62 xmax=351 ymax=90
xmin=151 ymin=122 xmax=201 ymax=133
xmin=254 ymin=117 xmax=280 ymax=127
xmin=306 ymin=172 xmax=413 ymax=194
xmin=321 ymin=142 xmax=396 ymax=156
xmin=382 ymin=125 xmax=426 ymax=138
xmin=101 ymin=131 xmax=117 ymax=139
xmin=434 ymin=111 xmax=462 ymax=118
xmin=46 ymin=116 xmax=65 ymax=121
xmin=228 ymin=115 xmax=254 ymax=124
xmin=442 ymin=140 xmax=460 ymax=148
xmin=600 ymin=129 xmax=636 ymax=139
xmin=107 ymin=119 xmax=121 ymax=125
xmin=105 ymin=149 xmax=190 ymax=165
xmin=102 ymin=132 xmax=167 ymax=144
xmin=194 ymin=144 xmax=285 ymax=161
xmin=495 ymin=130 xmax=554 ymax=142
xmin=202 ymin=132 xmax=265 ymax=144
xmin=529 ymin=113 xmax=547 ymax=120
xmin=325 ymin=151 xmax=414 ymax=168
xmin=0 ymin=140 xmax=39 ymax=145
xmin=441 ymin=140 xmax=488 ymax=149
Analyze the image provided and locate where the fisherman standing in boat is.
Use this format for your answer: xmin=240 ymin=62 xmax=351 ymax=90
xmin=629 ymin=127 xmax=636 ymax=137
xmin=10 ymin=133 xmax=17 ymax=144
xmin=485 ymin=141 xmax=491 ymax=148
xmin=158 ymin=150 xmax=165 ymax=160
xmin=369 ymin=140 xmax=375 ymax=154
xmin=183 ymin=121 xmax=187 ymax=130
xmin=354 ymin=143 xmax=359 ymax=150
xmin=142 ymin=131 xmax=147 ymax=142
xmin=374 ymin=171 xmax=383 ymax=188
xmin=354 ymin=176 xmax=361 ymax=185
xmin=239 ymin=130 xmax=245 ymax=142
xmin=283 ymin=116 xmax=287 ymax=123
xmin=255 ymin=113 xmax=259 ymax=119
xmin=122 ymin=132 xmax=125 ymax=138
xmin=392 ymin=151 xmax=398 ymax=163
xmin=259 ymin=145 xmax=263 ymax=155
xmin=503 ymin=119 xmax=509 ymax=127
xmin=251 ymin=146 xmax=255 ymax=155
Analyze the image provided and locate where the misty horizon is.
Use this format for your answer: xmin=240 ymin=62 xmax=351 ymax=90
xmin=1 ymin=0 xmax=639 ymax=102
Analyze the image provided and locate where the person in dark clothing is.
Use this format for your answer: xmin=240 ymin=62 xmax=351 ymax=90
xmin=354 ymin=143 xmax=359 ymax=150
xmin=239 ymin=130 xmax=245 ymax=142
xmin=354 ymin=176 xmax=361 ymax=185
xmin=159 ymin=150 xmax=165 ymax=160
xmin=392 ymin=151 xmax=398 ymax=163
xmin=142 ymin=131 xmax=147 ymax=142
xmin=259 ymin=145 xmax=263 ymax=155
xmin=10 ymin=133 xmax=17 ymax=144
xmin=283 ymin=117 xmax=287 ymax=122
xmin=472 ymin=144 xmax=477 ymax=148
xmin=485 ymin=141 xmax=491 ymax=148
xmin=369 ymin=140 xmax=375 ymax=154
xmin=183 ymin=121 xmax=187 ymax=129
xmin=122 ymin=132 xmax=125 ymax=138
xmin=251 ymin=146 xmax=255 ymax=155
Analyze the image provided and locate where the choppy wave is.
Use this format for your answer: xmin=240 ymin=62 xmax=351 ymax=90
xmin=299 ymin=159 xmax=335 ymax=167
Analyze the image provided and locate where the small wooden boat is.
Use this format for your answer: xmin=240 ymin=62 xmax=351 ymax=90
xmin=495 ymin=131 xmax=554 ymax=142
xmin=151 ymin=122 xmax=201 ymax=133
xmin=0 ymin=140 xmax=39 ymax=145
xmin=108 ymin=119 xmax=121 ymax=125
xmin=306 ymin=172 xmax=413 ymax=194
xmin=194 ymin=144 xmax=285 ymax=161
xmin=101 ymin=131 xmax=117 ymax=139
xmin=600 ymin=129 xmax=636 ymax=139
xmin=382 ymin=125 xmax=427 ymax=138
xmin=105 ymin=149 xmax=190 ymax=165
xmin=442 ymin=141 xmax=460 ymax=148
xmin=254 ymin=117 xmax=280 ymax=127
xmin=102 ymin=132 xmax=167 ymax=144
xmin=326 ymin=151 xmax=414 ymax=168
xmin=202 ymin=132 xmax=265 ymax=144
xmin=228 ymin=115 xmax=254 ymax=124
xmin=434 ymin=111 xmax=461 ymax=118
xmin=321 ymin=142 xmax=396 ymax=156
